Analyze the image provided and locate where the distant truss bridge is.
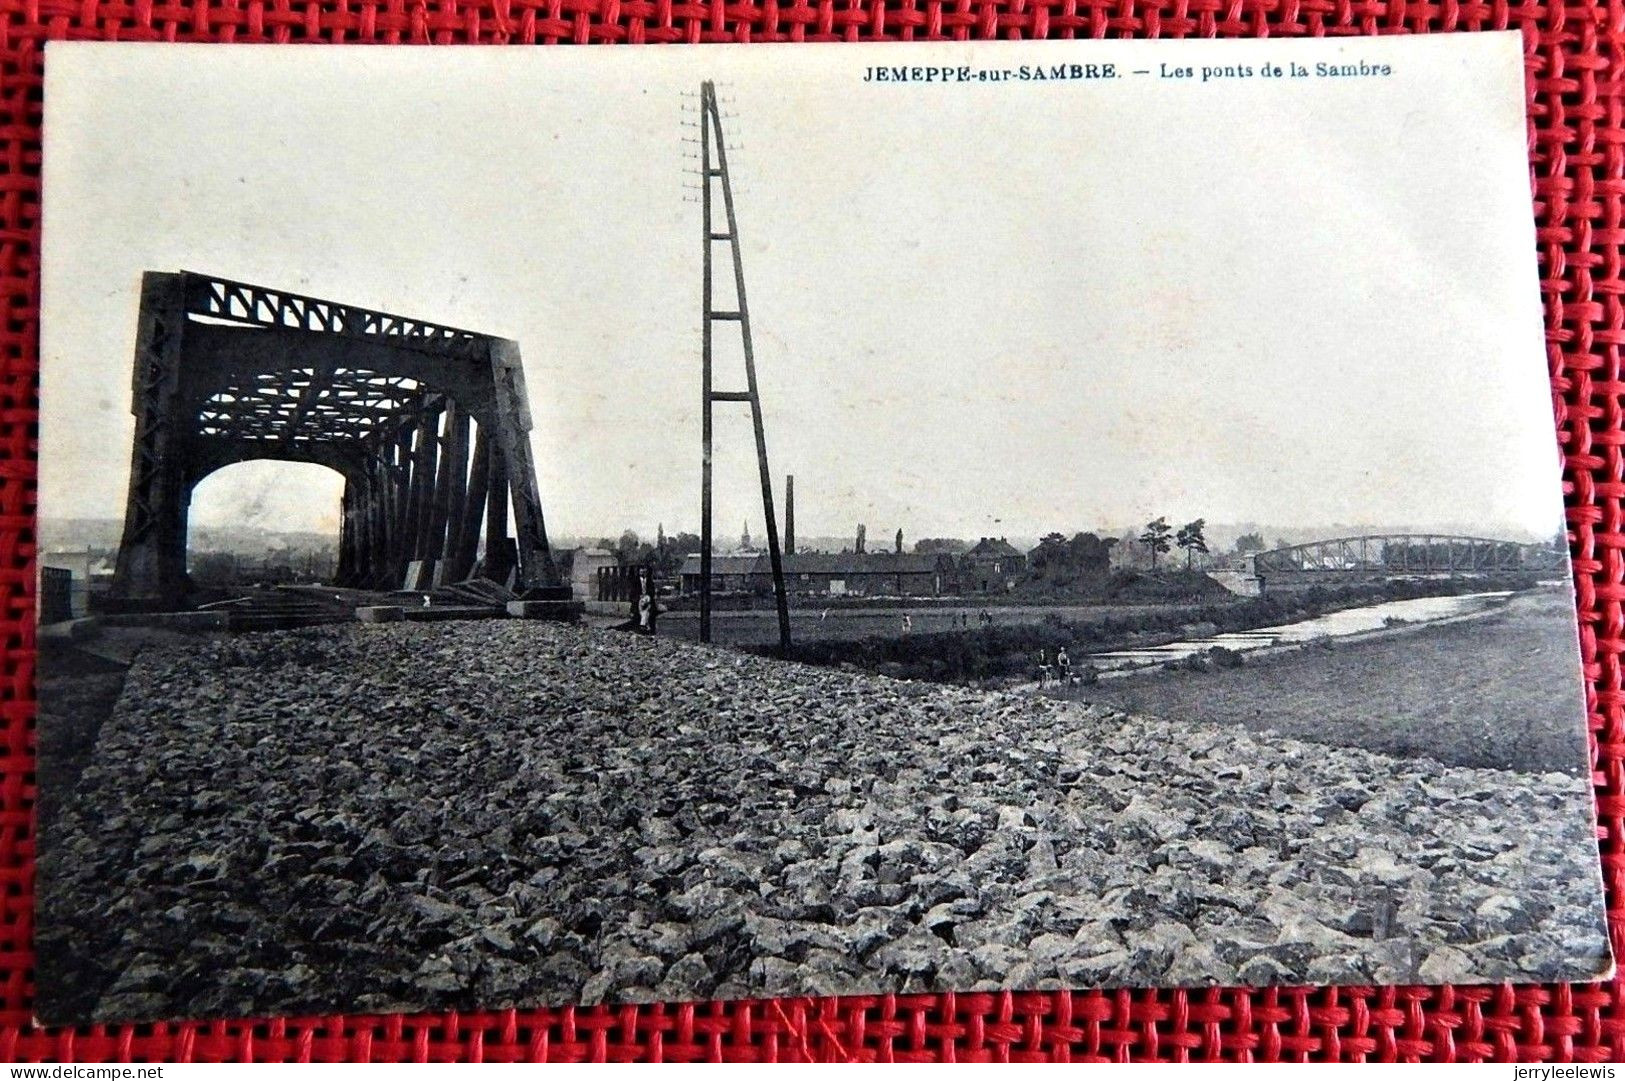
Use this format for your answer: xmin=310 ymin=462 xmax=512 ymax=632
xmin=1245 ymin=534 xmax=1566 ymax=586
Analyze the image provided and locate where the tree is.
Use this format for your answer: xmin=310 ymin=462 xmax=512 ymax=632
xmin=1176 ymin=518 xmax=1210 ymax=569
xmin=914 ymin=537 xmax=969 ymax=555
xmin=608 ymin=530 xmax=658 ymax=568
xmin=1139 ymin=517 xmax=1173 ymax=570
xmin=1029 ymin=532 xmax=1070 ymax=575
xmin=667 ymin=531 xmax=703 ymax=555
xmin=615 ymin=530 xmax=642 ymax=565
xmin=1233 ymin=532 xmax=1266 ymax=554
xmin=1069 ymin=532 xmax=1117 ymax=579
xmin=656 ymin=531 xmax=702 ymax=577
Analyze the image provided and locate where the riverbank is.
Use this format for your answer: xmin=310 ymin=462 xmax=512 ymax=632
xmin=1085 ymin=590 xmax=1515 ymax=677
xmin=1049 ymin=588 xmax=1589 ymax=773
xmin=749 ymin=575 xmax=1537 ymax=683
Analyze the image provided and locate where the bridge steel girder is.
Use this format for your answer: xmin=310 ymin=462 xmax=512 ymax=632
xmin=109 ymin=271 xmax=566 ymax=609
xmin=1249 ymin=533 xmax=1566 ymax=584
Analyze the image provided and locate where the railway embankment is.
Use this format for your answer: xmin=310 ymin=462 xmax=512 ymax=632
xmin=38 ymin=617 xmax=1608 ymax=1021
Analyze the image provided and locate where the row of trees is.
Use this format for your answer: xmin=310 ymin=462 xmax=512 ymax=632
xmin=1137 ymin=517 xmax=1210 ymax=570
xmin=592 ymin=528 xmax=703 ymax=578
xmin=1029 ymin=531 xmax=1117 ymax=577
xmin=1134 ymin=521 xmax=1296 ymax=569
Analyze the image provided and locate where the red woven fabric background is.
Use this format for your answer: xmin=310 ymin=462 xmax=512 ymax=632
xmin=0 ymin=2 xmax=1621 ymax=1064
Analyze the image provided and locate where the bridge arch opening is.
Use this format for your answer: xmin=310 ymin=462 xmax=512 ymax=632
xmin=186 ymin=460 xmax=344 ymax=593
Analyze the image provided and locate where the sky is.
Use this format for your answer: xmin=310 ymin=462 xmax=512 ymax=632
xmin=38 ymin=34 xmax=1563 ymax=547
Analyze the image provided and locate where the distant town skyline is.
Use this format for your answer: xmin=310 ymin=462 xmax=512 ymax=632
xmin=40 ymin=42 xmax=1561 ymax=554
xmin=38 ymin=510 xmax=1561 ymax=560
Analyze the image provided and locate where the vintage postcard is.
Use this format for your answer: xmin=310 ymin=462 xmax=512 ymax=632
xmin=35 ymin=33 xmax=1610 ymax=1023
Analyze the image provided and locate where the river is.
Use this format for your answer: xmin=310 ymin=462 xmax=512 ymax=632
xmin=1085 ymin=590 xmax=1513 ymax=674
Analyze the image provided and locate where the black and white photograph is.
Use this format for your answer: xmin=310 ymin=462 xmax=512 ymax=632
xmin=34 ymin=34 xmax=1612 ymax=1023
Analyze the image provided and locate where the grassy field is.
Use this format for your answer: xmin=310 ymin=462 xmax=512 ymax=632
xmin=654 ymin=602 xmax=1178 ymax=647
xmin=1049 ymin=587 xmax=1590 ymax=774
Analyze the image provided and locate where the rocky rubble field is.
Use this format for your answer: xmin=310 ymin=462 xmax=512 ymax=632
xmin=37 ymin=621 xmax=1612 ymax=1023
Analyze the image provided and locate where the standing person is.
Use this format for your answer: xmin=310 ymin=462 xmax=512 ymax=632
xmin=1056 ymin=646 xmax=1072 ymax=685
xmin=1037 ymin=648 xmax=1052 ymax=687
xmin=635 ymin=565 xmax=660 ymax=635
xmin=902 ymin=613 xmax=913 ymax=635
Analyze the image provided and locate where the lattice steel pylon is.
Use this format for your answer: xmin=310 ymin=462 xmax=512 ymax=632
xmin=697 ymin=80 xmax=791 ymax=650
xmin=108 ymin=271 xmax=569 ymax=609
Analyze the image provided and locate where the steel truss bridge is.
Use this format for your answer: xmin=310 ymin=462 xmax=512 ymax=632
xmin=1249 ymin=534 xmax=1566 ymax=580
xmin=109 ymin=271 xmax=568 ymax=608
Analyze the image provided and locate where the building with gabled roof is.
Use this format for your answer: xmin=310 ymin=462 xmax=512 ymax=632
xmin=961 ymin=537 xmax=1026 ymax=593
xmin=678 ymin=551 xmax=951 ymax=597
